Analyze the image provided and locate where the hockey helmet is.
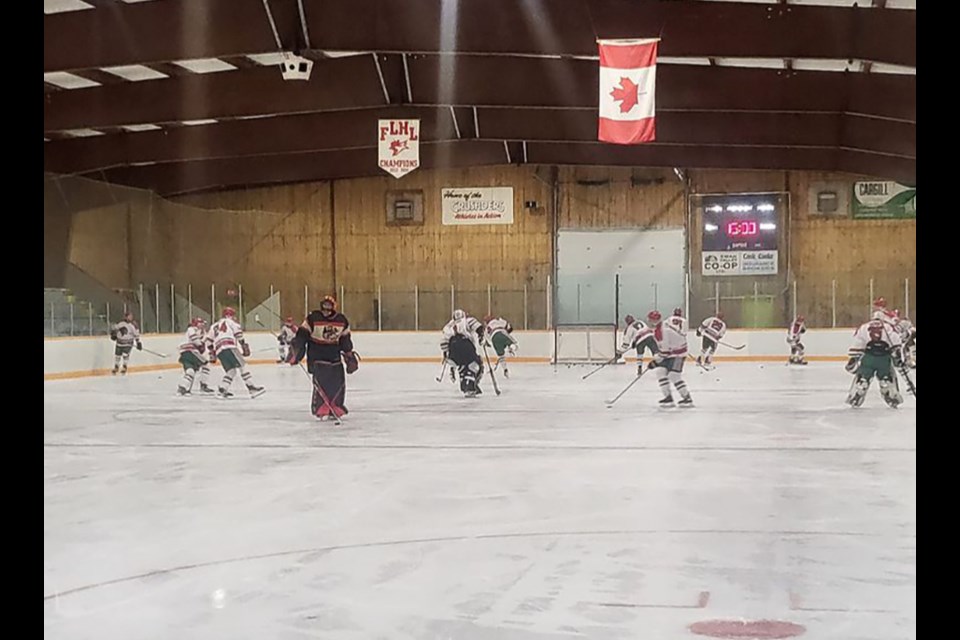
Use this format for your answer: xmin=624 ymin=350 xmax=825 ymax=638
xmin=647 ymin=310 xmax=662 ymax=323
xmin=222 ymin=307 xmax=237 ymax=319
xmin=320 ymin=295 xmax=337 ymax=313
xmin=284 ymin=316 xmax=295 ymax=325
xmin=190 ymin=316 xmax=205 ymax=328
xmin=872 ymin=296 xmax=887 ymax=309
xmin=795 ymin=315 xmax=805 ymax=323
xmin=624 ymin=314 xmax=636 ymax=326
xmin=673 ymin=307 xmax=684 ymax=317
xmin=716 ymin=311 xmax=725 ymax=320
xmin=453 ymin=309 xmax=466 ymax=321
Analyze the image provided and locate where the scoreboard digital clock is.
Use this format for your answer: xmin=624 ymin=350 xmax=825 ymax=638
xmin=698 ymin=193 xmax=784 ymax=276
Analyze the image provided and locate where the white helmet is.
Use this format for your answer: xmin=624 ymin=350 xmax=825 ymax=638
xmin=453 ymin=309 xmax=466 ymax=321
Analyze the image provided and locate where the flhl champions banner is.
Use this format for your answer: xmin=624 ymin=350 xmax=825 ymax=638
xmin=378 ymin=119 xmax=420 ymax=178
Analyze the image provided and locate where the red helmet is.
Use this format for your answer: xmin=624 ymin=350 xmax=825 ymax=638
xmin=190 ymin=316 xmax=205 ymax=327
xmin=647 ymin=310 xmax=662 ymax=323
xmin=284 ymin=316 xmax=294 ymax=325
xmin=873 ymin=297 xmax=887 ymax=309
xmin=716 ymin=311 xmax=725 ymax=320
xmin=320 ymin=295 xmax=337 ymax=313
xmin=673 ymin=307 xmax=684 ymax=317
xmin=796 ymin=315 xmax=805 ymax=323
xmin=222 ymin=307 xmax=237 ymax=318
xmin=625 ymin=314 xmax=636 ymax=326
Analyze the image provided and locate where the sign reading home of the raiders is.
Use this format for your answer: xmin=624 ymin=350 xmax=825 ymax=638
xmin=441 ymin=187 xmax=514 ymax=225
xmin=852 ymin=182 xmax=916 ymax=219
xmin=702 ymin=250 xmax=778 ymax=276
xmin=378 ymin=119 xmax=420 ymax=178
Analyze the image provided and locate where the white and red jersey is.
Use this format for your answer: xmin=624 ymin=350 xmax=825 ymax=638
xmin=486 ymin=317 xmax=513 ymax=338
xmin=699 ymin=316 xmax=727 ymax=341
xmin=279 ymin=323 xmax=298 ymax=345
xmin=178 ymin=326 xmax=206 ymax=356
xmin=111 ymin=320 xmax=140 ymax=347
xmin=897 ymin=318 xmax=915 ymax=341
xmin=656 ymin=314 xmax=689 ymax=358
xmin=211 ymin=316 xmax=245 ymax=355
xmin=620 ymin=320 xmax=653 ymax=353
xmin=850 ymin=319 xmax=902 ymax=357
xmin=787 ymin=319 xmax=806 ymax=343
xmin=441 ymin=316 xmax=483 ymax=352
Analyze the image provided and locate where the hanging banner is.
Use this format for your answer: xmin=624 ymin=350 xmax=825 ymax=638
xmin=441 ymin=187 xmax=514 ymax=225
xmin=852 ymin=182 xmax=916 ymax=218
xmin=378 ymin=119 xmax=420 ymax=178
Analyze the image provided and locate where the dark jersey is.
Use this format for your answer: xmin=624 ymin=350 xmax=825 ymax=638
xmin=291 ymin=310 xmax=354 ymax=365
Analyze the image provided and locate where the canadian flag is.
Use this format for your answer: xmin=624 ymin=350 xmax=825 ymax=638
xmin=598 ymin=38 xmax=659 ymax=144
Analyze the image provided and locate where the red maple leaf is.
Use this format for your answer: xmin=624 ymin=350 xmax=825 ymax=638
xmin=610 ymin=77 xmax=639 ymax=113
xmin=390 ymin=139 xmax=409 ymax=156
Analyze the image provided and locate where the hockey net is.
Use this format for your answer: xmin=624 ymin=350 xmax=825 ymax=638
xmin=552 ymin=323 xmax=618 ymax=365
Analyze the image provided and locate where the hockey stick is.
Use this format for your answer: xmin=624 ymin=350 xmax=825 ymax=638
xmin=581 ymin=355 xmax=620 ymax=380
xmin=435 ymin=358 xmax=448 ymax=383
xmin=719 ymin=340 xmax=745 ymax=351
xmin=606 ymin=369 xmax=647 ymax=407
xmin=897 ymin=365 xmax=916 ymax=398
xmin=481 ymin=342 xmax=502 ymax=396
xmin=141 ymin=347 xmax=169 ymax=358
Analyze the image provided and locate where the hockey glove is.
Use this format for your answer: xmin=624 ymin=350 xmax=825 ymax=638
xmin=646 ymin=359 xmax=658 ymax=371
xmin=241 ymin=342 xmax=251 ymax=357
xmin=277 ymin=335 xmax=284 ymax=344
xmin=135 ymin=341 xmax=143 ymax=351
xmin=508 ymin=344 xmax=517 ymax=356
xmin=845 ymin=356 xmax=861 ymax=374
xmin=109 ymin=330 xmax=117 ymax=341
xmin=344 ymin=351 xmax=360 ymax=374
xmin=695 ymin=328 xmax=702 ymax=337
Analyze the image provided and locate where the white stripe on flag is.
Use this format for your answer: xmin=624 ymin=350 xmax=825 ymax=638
xmin=598 ymin=65 xmax=656 ymax=121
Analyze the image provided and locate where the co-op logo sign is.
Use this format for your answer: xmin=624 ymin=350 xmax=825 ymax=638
xmin=704 ymin=253 xmax=738 ymax=272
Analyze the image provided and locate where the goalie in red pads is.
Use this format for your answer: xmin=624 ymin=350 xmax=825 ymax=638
xmin=288 ymin=295 xmax=359 ymax=420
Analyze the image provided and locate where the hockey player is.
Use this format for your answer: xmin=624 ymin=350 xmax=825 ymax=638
xmin=277 ymin=317 xmax=298 ymax=363
xmin=645 ymin=309 xmax=693 ymax=408
xmin=176 ymin=317 xmax=214 ymax=395
xmin=617 ymin=314 xmax=653 ymax=375
xmin=210 ymin=307 xmax=265 ymax=399
xmin=288 ymin=295 xmax=358 ymax=420
xmin=894 ymin=311 xmax=916 ymax=368
xmin=846 ymin=315 xmax=904 ymax=408
xmin=695 ymin=311 xmax=726 ymax=369
xmin=109 ymin=311 xmax=142 ymax=375
xmin=441 ymin=309 xmax=485 ymax=397
xmin=787 ymin=315 xmax=807 ymax=365
xmin=483 ymin=314 xmax=518 ymax=378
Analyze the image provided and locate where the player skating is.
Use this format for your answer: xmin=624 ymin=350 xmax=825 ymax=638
xmin=846 ymin=312 xmax=904 ymax=408
xmin=176 ymin=317 xmax=214 ymax=395
xmin=695 ymin=311 xmax=727 ymax=370
xmin=787 ymin=315 xmax=808 ymax=365
xmin=109 ymin=311 xmax=142 ymax=375
xmin=441 ymin=310 xmax=485 ymax=397
xmin=277 ymin=317 xmax=297 ymax=363
xmin=288 ymin=296 xmax=358 ymax=420
xmin=210 ymin=307 xmax=265 ymax=399
xmin=483 ymin=314 xmax=518 ymax=378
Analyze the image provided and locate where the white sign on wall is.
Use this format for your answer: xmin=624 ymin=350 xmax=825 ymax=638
xmin=702 ymin=250 xmax=778 ymax=276
xmin=441 ymin=187 xmax=514 ymax=225
xmin=378 ymin=119 xmax=420 ymax=178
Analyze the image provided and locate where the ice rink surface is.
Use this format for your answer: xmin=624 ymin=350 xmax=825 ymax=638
xmin=44 ymin=362 xmax=916 ymax=639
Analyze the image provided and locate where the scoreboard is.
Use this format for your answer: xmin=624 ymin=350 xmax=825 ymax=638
xmin=699 ymin=193 xmax=784 ymax=276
